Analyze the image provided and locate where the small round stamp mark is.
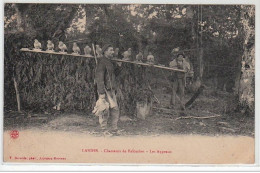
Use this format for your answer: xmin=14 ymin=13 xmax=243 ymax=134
xmin=10 ymin=130 xmax=19 ymax=139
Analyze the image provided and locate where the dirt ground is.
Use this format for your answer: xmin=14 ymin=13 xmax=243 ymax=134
xmin=4 ymin=87 xmax=254 ymax=137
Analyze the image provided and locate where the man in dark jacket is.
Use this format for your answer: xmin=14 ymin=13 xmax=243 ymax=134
xmin=93 ymin=44 xmax=119 ymax=132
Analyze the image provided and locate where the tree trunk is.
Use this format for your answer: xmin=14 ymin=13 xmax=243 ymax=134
xmin=198 ymin=48 xmax=204 ymax=80
xmin=13 ymin=4 xmax=37 ymax=37
xmin=13 ymin=4 xmax=24 ymax=32
xmin=238 ymin=5 xmax=255 ymax=112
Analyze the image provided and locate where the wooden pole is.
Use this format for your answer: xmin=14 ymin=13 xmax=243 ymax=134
xmin=199 ymin=48 xmax=204 ymax=79
xmin=20 ymin=48 xmax=186 ymax=73
xmin=92 ymin=44 xmax=98 ymax=65
xmin=13 ymin=77 xmax=21 ymax=112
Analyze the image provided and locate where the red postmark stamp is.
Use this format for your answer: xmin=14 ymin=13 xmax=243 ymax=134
xmin=10 ymin=130 xmax=19 ymax=139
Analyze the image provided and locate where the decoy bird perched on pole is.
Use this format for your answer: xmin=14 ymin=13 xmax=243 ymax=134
xmin=58 ymin=41 xmax=67 ymax=53
xmin=147 ymin=51 xmax=155 ymax=64
xmin=84 ymin=45 xmax=93 ymax=57
xmin=171 ymin=47 xmax=180 ymax=60
xmin=47 ymin=40 xmax=54 ymax=51
xmin=33 ymin=39 xmax=41 ymax=50
xmin=96 ymin=45 xmax=102 ymax=58
xmin=72 ymin=42 xmax=81 ymax=55
xmin=122 ymin=48 xmax=132 ymax=61
xmin=113 ymin=48 xmax=119 ymax=59
xmin=135 ymin=51 xmax=143 ymax=62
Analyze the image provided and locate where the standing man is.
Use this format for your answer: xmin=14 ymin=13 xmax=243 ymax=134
xmin=92 ymin=44 xmax=120 ymax=133
xmin=169 ymin=53 xmax=190 ymax=110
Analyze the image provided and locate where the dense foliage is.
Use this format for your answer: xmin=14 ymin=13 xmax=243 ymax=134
xmin=4 ymin=4 xmax=255 ymax=114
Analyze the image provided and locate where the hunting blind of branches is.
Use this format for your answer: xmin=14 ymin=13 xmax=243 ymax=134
xmin=4 ymin=4 xmax=255 ymax=115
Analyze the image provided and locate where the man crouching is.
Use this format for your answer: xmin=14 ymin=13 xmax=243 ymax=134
xmin=92 ymin=44 xmax=120 ymax=133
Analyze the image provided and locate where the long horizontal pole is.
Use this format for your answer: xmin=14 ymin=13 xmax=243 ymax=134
xmin=114 ymin=58 xmax=185 ymax=72
xmin=20 ymin=48 xmax=185 ymax=73
xmin=65 ymin=38 xmax=89 ymax=44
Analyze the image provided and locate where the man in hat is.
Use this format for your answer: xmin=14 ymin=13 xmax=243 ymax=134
xmin=169 ymin=53 xmax=190 ymax=110
xmin=92 ymin=44 xmax=120 ymax=133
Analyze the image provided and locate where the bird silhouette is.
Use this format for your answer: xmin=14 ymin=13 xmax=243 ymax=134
xmin=72 ymin=42 xmax=81 ymax=54
xmin=84 ymin=45 xmax=92 ymax=56
xmin=47 ymin=40 xmax=54 ymax=51
xmin=58 ymin=41 xmax=67 ymax=53
xmin=96 ymin=45 xmax=102 ymax=57
xmin=114 ymin=48 xmax=119 ymax=58
xmin=136 ymin=52 xmax=143 ymax=62
xmin=34 ymin=39 xmax=41 ymax=49
xmin=122 ymin=48 xmax=132 ymax=60
xmin=147 ymin=53 xmax=155 ymax=64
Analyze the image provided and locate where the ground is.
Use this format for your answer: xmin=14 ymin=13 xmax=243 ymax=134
xmin=4 ymin=86 xmax=254 ymax=137
xmin=4 ymin=85 xmax=255 ymax=165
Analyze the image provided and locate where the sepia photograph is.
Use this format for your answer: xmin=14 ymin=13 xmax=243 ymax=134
xmin=2 ymin=1 xmax=256 ymax=165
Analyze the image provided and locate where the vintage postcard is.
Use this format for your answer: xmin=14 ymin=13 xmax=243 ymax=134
xmin=2 ymin=0 xmax=258 ymax=168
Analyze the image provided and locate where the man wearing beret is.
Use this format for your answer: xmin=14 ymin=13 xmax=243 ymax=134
xmin=93 ymin=44 xmax=120 ymax=133
xmin=169 ymin=53 xmax=190 ymax=110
